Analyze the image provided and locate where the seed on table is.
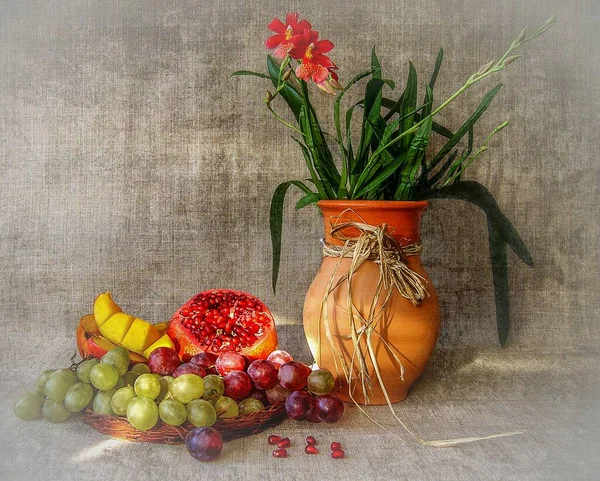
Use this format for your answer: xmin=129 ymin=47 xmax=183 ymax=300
xmin=331 ymin=449 xmax=345 ymax=459
xmin=268 ymin=434 xmax=282 ymax=445
xmin=272 ymin=448 xmax=288 ymax=458
xmin=277 ymin=437 xmax=291 ymax=448
xmin=305 ymin=445 xmax=319 ymax=454
xmin=330 ymin=441 xmax=342 ymax=451
xmin=306 ymin=435 xmax=316 ymax=445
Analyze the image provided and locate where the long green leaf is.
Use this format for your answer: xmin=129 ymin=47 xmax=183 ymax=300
xmin=400 ymin=62 xmax=418 ymax=152
xmin=354 ymin=78 xmax=386 ymax=172
xmin=231 ymin=70 xmax=270 ymax=79
xmin=270 ymin=180 xmax=316 ymax=292
xmin=428 ymin=48 xmax=444 ymax=89
xmin=267 ymin=56 xmax=303 ymax=120
xmin=296 ymin=192 xmax=320 ymax=210
xmin=394 ymin=115 xmax=433 ymax=199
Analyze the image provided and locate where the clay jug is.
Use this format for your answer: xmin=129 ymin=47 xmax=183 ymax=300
xmin=303 ymin=200 xmax=440 ymax=404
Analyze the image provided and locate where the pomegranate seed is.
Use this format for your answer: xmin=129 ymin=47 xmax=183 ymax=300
xmin=272 ymin=448 xmax=288 ymax=458
xmin=304 ymin=445 xmax=319 ymax=455
xmin=330 ymin=441 xmax=342 ymax=451
xmin=331 ymin=449 xmax=345 ymax=459
xmin=306 ymin=435 xmax=317 ymax=446
xmin=277 ymin=437 xmax=291 ymax=448
xmin=268 ymin=435 xmax=281 ymax=445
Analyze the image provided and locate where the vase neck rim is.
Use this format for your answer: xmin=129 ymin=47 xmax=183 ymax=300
xmin=318 ymin=200 xmax=428 ymax=247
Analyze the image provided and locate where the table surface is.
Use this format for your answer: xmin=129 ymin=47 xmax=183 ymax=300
xmin=2 ymin=341 xmax=598 ymax=481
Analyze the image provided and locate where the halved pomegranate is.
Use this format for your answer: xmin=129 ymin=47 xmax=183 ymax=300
xmin=167 ymin=289 xmax=278 ymax=361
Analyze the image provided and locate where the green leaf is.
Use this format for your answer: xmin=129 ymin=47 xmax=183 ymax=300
xmin=428 ymin=48 xmax=444 ymax=89
xmin=299 ymin=82 xmax=340 ymax=192
xmin=267 ymin=56 xmax=303 ymax=120
xmin=400 ymin=62 xmax=418 ymax=151
xmin=423 ymin=181 xmax=535 ymax=345
xmin=371 ymin=47 xmax=382 ymax=78
xmin=353 ymin=151 xmax=408 ymax=198
xmin=427 ymin=84 xmax=503 ymax=173
xmin=295 ymin=192 xmax=320 ymax=209
xmin=354 ymin=78 xmax=386 ymax=172
xmin=230 ymin=70 xmax=270 ymax=79
xmin=394 ymin=115 xmax=433 ymax=199
xmin=270 ymin=180 xmax=316 ymax=293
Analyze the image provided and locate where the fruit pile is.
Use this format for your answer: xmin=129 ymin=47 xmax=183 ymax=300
xmin=14 ymin=290 xmax=347 ymax=463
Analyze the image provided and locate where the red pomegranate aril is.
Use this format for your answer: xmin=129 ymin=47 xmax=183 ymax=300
xmin=272 ymin=448 xmax=288 ymax=458
xmin=306 ymin=436 xmax=316 ymax=446
xmin=267 ymin=435 xmax=282 ymax=445
xmin=304 ymin=445 xmax=319 ymax=455
xmin=330 ymin=441 xmax=342 ymax=451
xmin=277 ymin=437 xmax=291 ymax=448
xmin=331 ymin=450 xmax=345 ymax=459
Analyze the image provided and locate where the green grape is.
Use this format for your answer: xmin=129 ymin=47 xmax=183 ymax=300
xmin=42 ymin=399 xmax=71 ymax=423
xmin=156 ymin=376 xmax=172 ymax=403
xmin=126 ymin=397 xmax=158 ymax=431
xmin=214 ymin=396 xmax=239 ymax=419
xmin=90 ymin=363 xmax=119 ymax=391
xmin=77 ymin=359 xmax=99 ymax=383
xmin=238 ymin=398 xmax=264 ymax=415
xmin=202 ymin=375 xmax=225 ymax=402
xmin=101 ymin=349 xmax=129 ymax=376
xmin=134 ymin=374 xmax=161 ymax=400
xmin=14 ymin=391 xmax=45 ymax=420
xmin=130 ymin=363 xmax=151 ymax=375
xmin=307 ymin=369 xmax=335 ymax=395
xmin=123 ymin=371 xmax=140 ymax=386
xmin=93 ymin=389 xmax=116 ymax=415
xmin=186 ymin=399 xmax=217 ymax=427
xmin=169 ymin=374 xmax=204 ymax=404
xmin=37 ymin=370 xmax=55 ymax=395
xmin=45 ymin=369 xmax=78 ymax=402
xmin=111 ymin=386 xmax=136 ymax=416
xmin=110 ymin=346 xmax=131 ymax=363
xmin=114 ymin=377 xmax=125 ymax=389
xmin=64 ymin=382 xmax=94 ymax=412
xmin=158 ymin=398 xmax=187 ymax=426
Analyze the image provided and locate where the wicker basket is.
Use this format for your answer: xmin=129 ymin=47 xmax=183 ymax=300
xmin=81 ymin=403 xmax=286 ymax=444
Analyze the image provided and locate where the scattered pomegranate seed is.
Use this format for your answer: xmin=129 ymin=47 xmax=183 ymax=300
xmin=305 ymin=435 xmax=317 ymax=446
xmin=268 ymin=435 xmax=282 ymax=445
xmin=330 ymin=441 xmax=342 ymax=451
xmin=272 ymin=448 xmax=288 ymax=458
xmin=277 ymin=437 xmax=291 ymax=448
xmin=331 ymin=449 xmax=345 ymax=459
xmin=304 ymin=445 xmax=319 ymax=455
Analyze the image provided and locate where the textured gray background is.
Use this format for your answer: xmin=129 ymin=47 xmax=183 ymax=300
xmin=1 ymin=0 xmax=598 ymax=480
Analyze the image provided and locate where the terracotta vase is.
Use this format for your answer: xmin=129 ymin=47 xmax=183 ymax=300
xmin=303 ymin=200 xmax=441 ymax=405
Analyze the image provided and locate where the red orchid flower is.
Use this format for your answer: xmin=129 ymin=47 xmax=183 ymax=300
xmin=265 ymin=12 xmax=312 ymax=58
xmin=289 ymin=30 xmax=335 ymax=84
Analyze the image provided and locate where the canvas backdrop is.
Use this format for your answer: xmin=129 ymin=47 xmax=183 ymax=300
xmin=1 ymin=1 xmax=598 ymax=480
